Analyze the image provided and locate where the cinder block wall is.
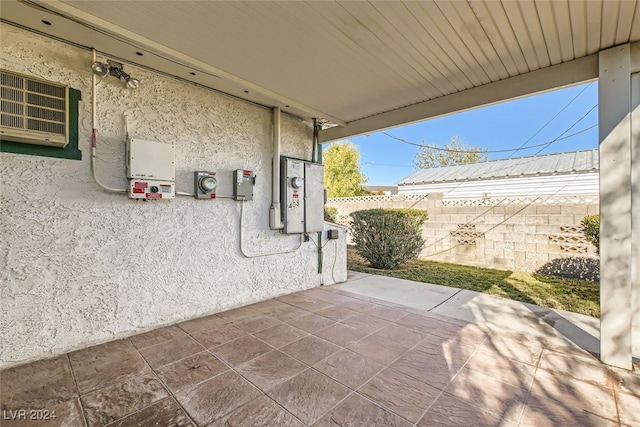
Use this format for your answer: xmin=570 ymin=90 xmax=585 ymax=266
xmin=328 ymin=194 xmax=599 ymax=278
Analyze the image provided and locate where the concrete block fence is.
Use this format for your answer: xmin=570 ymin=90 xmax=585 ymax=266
xmin=327 ymin=193 xmax=599 ymax=279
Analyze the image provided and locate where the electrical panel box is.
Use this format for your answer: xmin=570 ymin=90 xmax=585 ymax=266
xmin=233 ymin=169 xmax=254 ymax=201
xmin=126 ymin=139 xmax=175 ymax=199
xmin=127 ymin=139 xmax=175 ymax=180
xmin=280 ymin=158 xmax=324 ymax=234
xmin=129 ymin=179 xmax=175 ymax=199
xmin=281 ymin=158 xmax=305 ymax=233
xmin=304 ymin=162 xmax=325 ymax=233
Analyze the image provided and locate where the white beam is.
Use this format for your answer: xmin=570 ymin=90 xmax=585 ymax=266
xmin=631 ymin=72 xmax=640 ymax=359
xmin=633 ymin=42 xmax=640 ymax=74
xmin=599 ymin=44 xmax=633 ymax=370
xmin=319 ymin=54 xmax=598 ymax=143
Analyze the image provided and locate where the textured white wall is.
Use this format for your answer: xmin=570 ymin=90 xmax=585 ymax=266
xmin=0 ymin=24 xmax=347 ymax=367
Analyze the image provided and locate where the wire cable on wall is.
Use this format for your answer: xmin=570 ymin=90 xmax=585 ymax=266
xmin=307 ymin=233 xmax=331 ymax=249
xmin=91 ymin=48 xmax=128 ymax=193
xmin=308 ymin=233 xmax=342 ymax=284
xmin=239 ymin=201 xmax=303 ymax=258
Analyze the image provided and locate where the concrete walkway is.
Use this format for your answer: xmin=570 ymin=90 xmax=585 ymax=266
xmin=334 ymin=271 xmax=602 ymax=356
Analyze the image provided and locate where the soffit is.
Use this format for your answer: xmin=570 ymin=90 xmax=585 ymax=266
xmin=3 ymin=1 xmax=639 ymax=138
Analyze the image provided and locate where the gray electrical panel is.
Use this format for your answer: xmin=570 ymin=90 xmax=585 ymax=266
xmin=280 ymin=157 xmax=324 ymax=234
xmin=304 ymin=162 xmax=324 ymax=232
xmin=233 ymin=169 xmax=254 ymax=201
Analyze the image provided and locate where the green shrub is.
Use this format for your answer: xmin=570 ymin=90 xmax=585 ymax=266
xmin=581 ymin=215 xmax=600 ymax=254
xmin=350 ymin=208 xmax=428 ymax=269
xmin=324 ymin=206 xmax=338 ymax=223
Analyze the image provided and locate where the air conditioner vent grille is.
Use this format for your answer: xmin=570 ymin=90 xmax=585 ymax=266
xmin=28 ymin=92 xmax=65 ymax=110
xmin=0 ymin=70 xmax=68 ymax=147
xmin=1 ymin=112 xmax=23 ymax=128
xmin=27 ymin=105 xmax=65 ymax=122
xmin=27 ymin=79 xmax=65 ymax=98
xmin=1 ymin=72 xmax=24 ymax=89
xmin=27 ymin=118 xmax=65 ymax=134
xmin=2 ymin=87 xmax=23 ymax=102
xmin=1 ymin=100 xmax=23 ymax=115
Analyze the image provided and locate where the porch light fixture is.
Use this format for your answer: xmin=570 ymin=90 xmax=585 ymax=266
xmin=91 ymin=61 xmax=109 ymax=77
xmin=91 ymin=61 xmax=140 ymax=89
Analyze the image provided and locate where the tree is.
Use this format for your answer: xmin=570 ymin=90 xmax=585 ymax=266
xmin=323 ymin=141 xmax=367 ymax=197
xmin=413 ymin=136 xmax=489 ymax=169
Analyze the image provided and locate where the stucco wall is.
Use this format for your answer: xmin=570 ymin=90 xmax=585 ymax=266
xmin=0 ymin=24 xmax=347 ymax=368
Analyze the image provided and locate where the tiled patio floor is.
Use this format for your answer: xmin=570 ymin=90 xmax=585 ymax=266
xmin=2 ymin=285 xmax=639 ymax=426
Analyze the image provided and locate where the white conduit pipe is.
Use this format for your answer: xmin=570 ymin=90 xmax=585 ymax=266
xmin=91 ymin=49 xmax=127 ymax=193
xmin=269 ymin=107 xmax=284 ymax=229
xmin=240 ymin=201 xmax=303 ymax=258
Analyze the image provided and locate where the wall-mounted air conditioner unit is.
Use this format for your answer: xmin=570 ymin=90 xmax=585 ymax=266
xmin=0 ymin=70 xmax=69 ymax=148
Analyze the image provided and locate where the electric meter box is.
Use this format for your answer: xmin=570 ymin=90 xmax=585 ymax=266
xmin=126 ymin=139 xmax=175 ymax=199
xmin=280 ymin=157 xmax=324 ymax=234
xmin=194 ymin=171 xmax=217 ymax=199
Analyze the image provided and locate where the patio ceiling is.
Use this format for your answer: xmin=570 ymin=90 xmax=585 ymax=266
xmin=3 ymin=0 xmax=639 ymax=141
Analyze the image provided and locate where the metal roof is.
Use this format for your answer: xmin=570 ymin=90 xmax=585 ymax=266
xmin=398 ymin=149 xmax=599 ymax=185
xmin=1 ymin=1 xmax=639 ymax=141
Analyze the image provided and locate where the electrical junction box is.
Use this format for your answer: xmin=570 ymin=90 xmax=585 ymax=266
xmin=126 ymin=138 xmax=175 ymax=199
xmin=194 ymin=171 xmax=217 ymax=199
xmin=304 ymin=162 xmax=325 ymax=233
xmin=233 ymin=169 xmax=254 ymax=201
xmin=129 ymin=180 xmax=175 ymax=199
xmin=280 ymin=157 xmax=324 ymax=234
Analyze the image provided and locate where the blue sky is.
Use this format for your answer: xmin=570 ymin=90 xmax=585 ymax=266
xmin=336 ymin=81 xmax=599 ymax=186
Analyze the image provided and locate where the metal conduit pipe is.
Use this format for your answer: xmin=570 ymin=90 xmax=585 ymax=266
xmin=312 ymin=118 xmax=318 ymax=163
xmin=313 ymin=118 xmax=323 ymax=275
xmin=269 ymin=107 xmax=284 ymax=230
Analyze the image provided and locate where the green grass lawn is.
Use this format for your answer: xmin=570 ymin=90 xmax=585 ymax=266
xmin=347 ymin=251 xmax=600 ymax=318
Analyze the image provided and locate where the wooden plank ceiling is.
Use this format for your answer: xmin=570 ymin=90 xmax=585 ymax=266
xmin=3 ymin=0 xmax=639 ymax=139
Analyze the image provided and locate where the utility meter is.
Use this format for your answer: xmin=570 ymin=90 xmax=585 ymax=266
xmin=200 ymin=176 xmax=217 ymax=192
xmin=291 ymin=177 xmax=303 ymax=189
xmin=194 ymin=171 xmax=217 ymax=199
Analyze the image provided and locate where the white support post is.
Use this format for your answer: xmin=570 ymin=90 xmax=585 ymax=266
xmin=598 ymin=44 xmax=634 ymax=370
xmin=631 ymin=72 xmax=640 ymax=360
